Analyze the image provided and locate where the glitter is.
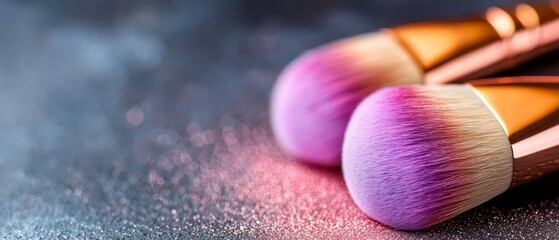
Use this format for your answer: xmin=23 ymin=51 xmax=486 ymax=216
xmin=186 ymin=122 xmax=202 ymax=135
xmin=126 ymin=107 xmax=144 ymax=126
xmin=156 ymin=132 xmax=178 ymax=146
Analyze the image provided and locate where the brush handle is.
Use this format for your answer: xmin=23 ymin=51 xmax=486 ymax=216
xmin=510 ymin=124 xmax=559 ymax=188
xmin=390 ymin=1 xmax=559 ymax=83
xmin=468 ymin=76 xmax=559 ymax=86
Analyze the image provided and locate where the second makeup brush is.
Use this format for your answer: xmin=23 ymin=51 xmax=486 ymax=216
xmin=271 ymin=1 xmax=559 ymax=166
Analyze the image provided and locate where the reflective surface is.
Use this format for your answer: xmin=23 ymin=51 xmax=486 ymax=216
xmin=1 ymin=0 xmax=559 ymax=238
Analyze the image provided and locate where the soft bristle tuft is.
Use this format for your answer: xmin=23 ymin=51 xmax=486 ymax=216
xmin=271 ymin=32 xmax=422 ymax=166
xmin=342 ymin=85 xmax=513 ymax=230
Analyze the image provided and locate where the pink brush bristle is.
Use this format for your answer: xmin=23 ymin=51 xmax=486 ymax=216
xmin=271 ymin=33 xmax=422 ymax=166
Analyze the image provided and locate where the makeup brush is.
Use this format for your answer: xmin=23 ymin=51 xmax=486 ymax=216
xmin=342 ymin=76 xmax=559 ymax=230
xmin=271 ymin=1 xmax=559 ymax=166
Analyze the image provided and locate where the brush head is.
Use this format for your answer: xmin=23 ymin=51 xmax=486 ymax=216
xmin=342 ymin=85 xmax=514 ymax=230
xmin=271 ymin=32 xmax=422 ymax=166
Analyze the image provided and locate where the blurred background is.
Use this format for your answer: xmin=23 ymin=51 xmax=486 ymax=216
xmin=1 ymin=0 xmax=559 ymax=238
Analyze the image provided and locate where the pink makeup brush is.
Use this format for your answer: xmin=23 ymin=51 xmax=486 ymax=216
xmin=271 ymin=1 xmax=559 ymax=166
xmin=342 ymin=76 xmax=559 ymax=230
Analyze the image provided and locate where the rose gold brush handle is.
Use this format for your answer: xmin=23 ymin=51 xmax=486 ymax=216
xmin=389 ymin=1 xmax=559 ymax=83
xmin=469 ymin=76 xmax=559 ymax=86
xmin=510 ymin=124 xmax=559 ymax=187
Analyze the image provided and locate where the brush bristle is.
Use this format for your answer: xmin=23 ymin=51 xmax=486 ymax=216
xmin=271 ymin=32 xmax=422 ymax=166
xmin=342 ymin=85 xmax=513 ymax=230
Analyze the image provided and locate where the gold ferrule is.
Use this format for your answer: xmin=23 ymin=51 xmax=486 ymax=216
xmin=390 ymin=18 xmax=500 ymax=70
xmin=390 ymin=1 xmax=559 ymax=83
xmin=470 ymin=77 xmax=559 ymax=188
